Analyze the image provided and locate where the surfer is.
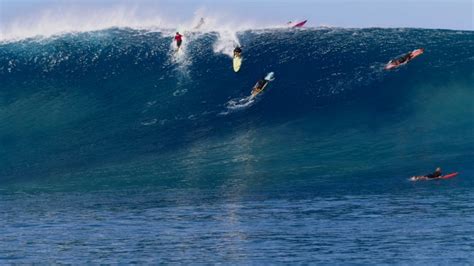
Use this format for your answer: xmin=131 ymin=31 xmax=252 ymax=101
xmin=251 ymin=72 xmax=275 ymax=97
xmin=194 ymin=18 xmax=205 ymax=29
xmin=174 ymin=32 xmax=183 ymax=51
xmin=233 ymin=46 xmax=243 ymax=72
xmin=385 ymin=48 xmax=424 ymax=70
xmin=411 ymin=168 xmax=459 ymax=181
xmin=233 ymin=46 xmax=242 ymax=58
xmin=424 ymin=167 xmax=442 ymax=179
xmin=394 ymin=53 xmax=413 ymax=65
xmin=411 ymin=167 xmax=442 ymax=181
xmin=252 ymin=78 xmax=268 ymax=96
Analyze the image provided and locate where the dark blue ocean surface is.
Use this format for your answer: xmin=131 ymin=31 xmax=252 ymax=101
xmin=0 ymin=28 xmax=473 ymax=263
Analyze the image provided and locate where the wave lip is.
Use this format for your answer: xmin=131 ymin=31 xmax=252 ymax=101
xmin=0 ymin=4 xmax=288 ymax=43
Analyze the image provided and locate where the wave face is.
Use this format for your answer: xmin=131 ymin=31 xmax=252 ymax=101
xmin=0 ymin=28 xmax=473 ymax=190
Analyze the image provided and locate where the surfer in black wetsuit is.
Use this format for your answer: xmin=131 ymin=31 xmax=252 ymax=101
xmin=234 ymin=46 xmax=242 ymax=58
xmin=252 ymin=76 xmax=268 ymax=95
xmin=424 ymin=167 xmax=442 ymax=179
xmin=393 ymin=48 xmax=425 ymax=66
xmin=396 ymin=53 xmax=413 ymax=65
xmin=256 ymin=78 xmax=267 ymax=88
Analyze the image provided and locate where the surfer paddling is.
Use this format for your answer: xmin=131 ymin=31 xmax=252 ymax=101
xmin=423 ymin=167 xmax=443 ymax=179
xmin=385 ymin=48 xmax=424 ymax=70
xmin=410 ymin=167 xmax=459 ymax=181
xmin=252 ymin=78 xmax=268 ymax=96
xmin=251 ymin=72 xmax=275 ymax=97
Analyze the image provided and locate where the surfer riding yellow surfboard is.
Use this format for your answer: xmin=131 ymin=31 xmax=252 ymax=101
xmin=233 ymin=46 xmax=242 ymax=72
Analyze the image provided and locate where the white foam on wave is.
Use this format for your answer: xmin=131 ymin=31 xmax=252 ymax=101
xmin=0 ymin=3 xmax=286 ymax=70
xmin=1 ymin=6 xmax=164 ymax=42
xmin=0 ymin=3 xmax=274 ymax=42
xmin=220 ymin=95 xmax=256 ymax=115
xmin=213 ymin=30 xmax=240 ymax=58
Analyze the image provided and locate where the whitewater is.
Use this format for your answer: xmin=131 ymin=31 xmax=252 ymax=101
xmin=0 ymin=26 xmax=473 ymax=263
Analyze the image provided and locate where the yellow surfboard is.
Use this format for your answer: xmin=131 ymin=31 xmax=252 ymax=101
xmin=233 ymin=56 xmax=242 ymax=72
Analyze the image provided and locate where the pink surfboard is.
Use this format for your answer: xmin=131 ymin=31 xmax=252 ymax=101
xmin=293 ymin=20 xmax=307 ymax=28
xmin=439 ymin=172 xmax=458 ymax=179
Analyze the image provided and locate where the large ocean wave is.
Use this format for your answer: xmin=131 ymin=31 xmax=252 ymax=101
xmin=0 ymin=27 xmax=473 ymax=190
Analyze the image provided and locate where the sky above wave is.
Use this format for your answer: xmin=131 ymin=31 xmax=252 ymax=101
xmin=0 ymin=0 xmax=472 ymax=40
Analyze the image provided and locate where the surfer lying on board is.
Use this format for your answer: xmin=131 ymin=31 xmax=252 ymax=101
xmin=395 ymin=53 xmax=414 ymax=65
xmin=411 ymin=167 xmax=443 ymax=181
xmin=174 ymin=32 xmax=183 ymax=51
xmin=251 ymin=72 xmax=275 ymax=97
xmin=411 ymin=168 xmax=458 ymax=181
xmin=234 ymin=46 xmax=242 ymax=58
xmin=424 ymin=167 xmax=442 ymax=179
xmin=385 ymin=48 xmax=424 ymax=70
xmin=251 ymin=77 xmax=268 ymax=96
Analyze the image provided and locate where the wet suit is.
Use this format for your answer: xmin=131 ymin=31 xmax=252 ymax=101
xmin=425 ymin=170 xmax=442 ymax=179
xmin=394 ymin=53 xmax=413 ymax=65
xmin=252 ymin=78 xmax=268 ymax=95
xmin=175 ymin=33 xmax=183 ymax=49
xmin=234 ymin=47 xmax=242 ymax=57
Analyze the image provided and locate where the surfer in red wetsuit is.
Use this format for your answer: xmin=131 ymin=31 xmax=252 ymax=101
xmin=174 ymin=32 xmax=183 ymax=51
